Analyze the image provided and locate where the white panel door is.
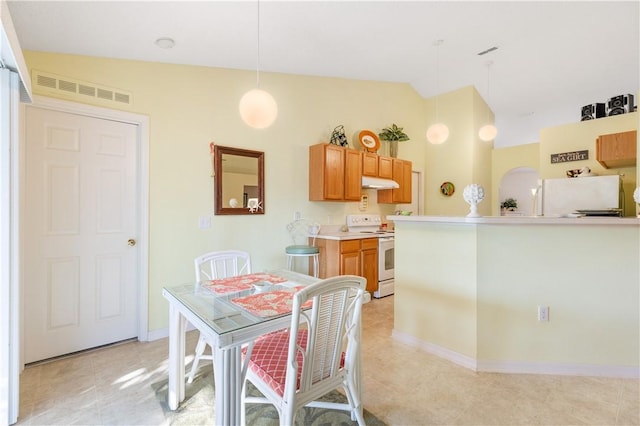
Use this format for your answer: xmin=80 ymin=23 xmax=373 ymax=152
xmin=24 ymin=106 xmax=138 ymax=363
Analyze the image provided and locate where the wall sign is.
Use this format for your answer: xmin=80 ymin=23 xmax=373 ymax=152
xmin=550 ymin=150 xmax=588 ymax=164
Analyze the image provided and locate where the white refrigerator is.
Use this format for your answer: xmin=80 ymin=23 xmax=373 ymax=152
xmin=541 ymin=175 xmax=622 ymax=216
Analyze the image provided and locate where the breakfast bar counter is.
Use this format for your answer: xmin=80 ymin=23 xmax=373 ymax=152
xmin=389 ymin=215 xmax=639 ymax=377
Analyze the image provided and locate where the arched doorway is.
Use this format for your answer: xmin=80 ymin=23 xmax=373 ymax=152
xmin=499 ymin=167 xmax=540 ymax=216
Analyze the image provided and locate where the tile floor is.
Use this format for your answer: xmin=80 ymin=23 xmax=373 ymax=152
xmin=16 ymin=295 xmax=640 ymax=425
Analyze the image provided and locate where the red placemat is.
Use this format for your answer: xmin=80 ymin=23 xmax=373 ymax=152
xmin=231 ymin=286 xmax=312 ymax=317
xmin=203 ymin=273 xmax=288 ymax=295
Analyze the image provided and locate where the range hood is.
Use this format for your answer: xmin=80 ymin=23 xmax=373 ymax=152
xmin=361 ymin=176 xmax=399 ymax=189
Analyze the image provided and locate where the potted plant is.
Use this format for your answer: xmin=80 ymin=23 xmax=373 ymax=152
xmin=500 ymin=198 xmax=518 ymax=214
xmin=378 ymin=124 xmax=410 ymax=158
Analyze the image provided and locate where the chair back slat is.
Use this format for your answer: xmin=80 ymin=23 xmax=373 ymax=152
xmin=287 ymin=219 xmax=321 ymax=246
xmin=286 ymin=276 xmax=365 ymax=398
xmin=194 ymin=250 xmax=252 ymax=281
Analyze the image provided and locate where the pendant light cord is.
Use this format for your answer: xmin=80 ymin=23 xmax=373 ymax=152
xmin=485 ymin=60 xmax=493 ymax=105
xmin=434 ymin=39 xmax=443 ymax=121
xmin=256 ymin=0 xmax=261 ymax=88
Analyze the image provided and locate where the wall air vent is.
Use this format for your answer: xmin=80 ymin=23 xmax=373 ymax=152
xmin=32 ymin=70 xmax=133 ymax=107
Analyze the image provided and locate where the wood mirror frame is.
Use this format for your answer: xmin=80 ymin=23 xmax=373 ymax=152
xmin=214 ymin=145 xmax=265 ymax=215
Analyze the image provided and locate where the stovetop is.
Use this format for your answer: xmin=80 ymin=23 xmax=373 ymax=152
xmin=345 ymin=214 xmax=393 ymax=236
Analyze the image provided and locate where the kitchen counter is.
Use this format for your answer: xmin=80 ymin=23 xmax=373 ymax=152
xmin=316 ymin=232 xmax=392 ymax=241
xmin=389 ymin=215 xmax=640 ymax=226
xmin=391 ymin=214 xmax=639 ymax=378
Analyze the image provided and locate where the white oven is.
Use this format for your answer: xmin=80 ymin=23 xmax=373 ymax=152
xmin=375 ymin=236 xmax=394 ymax=298
xmin=345 ymin=214 xmax=395 ymax=299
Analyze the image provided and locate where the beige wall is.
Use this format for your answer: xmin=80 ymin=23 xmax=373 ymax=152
xmin=22 ymin=51 xmax=429 ymax=331
xmin=425 ymin=86 xmax=494 ymax=216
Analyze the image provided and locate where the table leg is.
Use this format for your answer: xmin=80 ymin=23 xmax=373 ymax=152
xmin=168 ymin=304 xmax=186 ymax=410
xmin=213 ymin=345 xmax=243 ymax=426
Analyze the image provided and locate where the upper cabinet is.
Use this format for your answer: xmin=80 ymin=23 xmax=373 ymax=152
xmin=362 ymin=152 xmax=393 ymax=179
xmin=309 ymin=144 xmax=362 ymax=201
xmin=309 ymin=143 xmax=411 ymax=203
xmin=377 ymin=158 xmax=412 ymax=204
xmin=596 ymin=130 xmax=637 ymax=169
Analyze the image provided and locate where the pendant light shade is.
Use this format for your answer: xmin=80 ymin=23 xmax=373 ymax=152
xmin=478 ymin=124 xmax=497 ymax=141
xmin=478 ymin=60 xmax=497 ymax=142
xmin=427 ymin=39 xmax=449 ymax=145
xmin=239 ymin=88 xmax=278 ymax=129
xmin=426 ymin=123 xmax=450 ymax=145
xmin=239 ymin=0 xmax=277 ymax=129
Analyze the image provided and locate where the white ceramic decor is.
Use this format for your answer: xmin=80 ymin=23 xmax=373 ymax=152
xmin=634 ymin=186 xmax=640 ymax=217
xmin=463 ymin=184 xmax=485 ymax=217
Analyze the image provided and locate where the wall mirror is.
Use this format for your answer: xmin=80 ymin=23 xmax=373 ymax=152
xmin=214 ymin=145 xmax=264 ymax=215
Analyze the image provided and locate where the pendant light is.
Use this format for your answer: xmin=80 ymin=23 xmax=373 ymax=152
xmin=426 ymin=39 xmax=449 ymax=145
xmin=478 ymin=60 xmax=497 ymax=141
xmin=239 ymin=0 xmax=278 ymax=129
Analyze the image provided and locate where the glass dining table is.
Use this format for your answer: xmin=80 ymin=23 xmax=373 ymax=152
xmin=163 ymin=269 xmax=361 ymax=426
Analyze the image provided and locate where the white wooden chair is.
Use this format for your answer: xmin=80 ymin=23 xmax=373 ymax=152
xmin=285 ymin=219 xmax=320 ymax=277
xmin=241 ymin=275 xmax=366 ymax=425
xmin=187 ymin=250 xmax=252 ymax=383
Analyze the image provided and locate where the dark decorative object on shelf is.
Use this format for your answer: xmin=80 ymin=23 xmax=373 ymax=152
xmin=606 ymin=94 xmax=634 ymax=116
xmin=580 ymin=103 xmax=605 ymax=121
xmin=330 ymin=125 xmax=349 ymax=147
xmin=500 ymin=198 xmax=518 ymax=211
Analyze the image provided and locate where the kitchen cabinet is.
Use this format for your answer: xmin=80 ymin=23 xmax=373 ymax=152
xmin=360 ymin=238 xmax=379 ymax=294
xmin=315 ymin=238 xmax=378 ymax=294
xmin=344 ymin=148 xmax=363 ymax=200
xmin=362 ymin=152 xmax=378 ymax=177
xmin=378 ymin=156 xmax=393 ymax=179
xmin=377 ymin=158 xmax=412 ymax=204
xmin=596 ymin=130 xmax=637 ymax=168
xmin=309 ymin=144 xmax=362 ymax=201
xmin=362 ymin=152 xmax=393 ymax=179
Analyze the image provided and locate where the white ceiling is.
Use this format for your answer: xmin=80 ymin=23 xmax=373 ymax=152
xmin=7 ymin=0 xmax=639 ymax=148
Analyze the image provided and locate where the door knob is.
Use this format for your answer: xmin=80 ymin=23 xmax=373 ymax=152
xmin=127 ymin=238 xmax=136 ymax=247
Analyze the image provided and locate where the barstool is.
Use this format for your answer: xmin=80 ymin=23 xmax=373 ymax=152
xmin=285 ymin=219 xmax=320 ymax=277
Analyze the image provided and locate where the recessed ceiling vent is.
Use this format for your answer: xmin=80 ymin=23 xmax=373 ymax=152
xmin=477 ymin=46 xmax=498 ymax=56
xmin=32 ymin=70 xmax=133 ymax=106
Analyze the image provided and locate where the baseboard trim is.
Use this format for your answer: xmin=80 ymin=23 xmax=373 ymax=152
xmin=391 ymin=329 xmax=478 ymax=370
xmin=146 ymin=323 xmax=196 ymax=342
xmin=391 ymin=329 xmax=639 ymax=379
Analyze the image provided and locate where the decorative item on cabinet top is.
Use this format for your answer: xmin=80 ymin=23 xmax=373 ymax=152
xmin=330 ymin=125 xmax=349 ymax=147
xmin=358 ymin=130 xmax=381 ymax=153
xmin=378 ymin=124 xmax=410 ymax=158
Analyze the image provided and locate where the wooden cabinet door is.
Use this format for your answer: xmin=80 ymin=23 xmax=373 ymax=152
xmin=378 ymin=156 xmax=393 ymax=179
xmin=344 ymin=149 xmax=363 ymax=201
xmin=360 ymin=239 xmax=378 ymax=294
xmin=398 ymin=159 xmax=412 ymax=203
xmin=309 ymin=144 xmax=344 ymax=200
xmin=377 ymin=158 xmax=412 ymax=204
xmin=362 ymin=152 xmax=378 ymax=177
xmin=596 ymin=130 xmax=637 ymax=168
xmin=341 ymin=251 xmax=360 ymax=276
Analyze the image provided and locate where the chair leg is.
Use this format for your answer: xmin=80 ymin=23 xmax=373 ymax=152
xmin=312 ymin=255 xmax=319 ymax=278
xmin=187 ymin=334 xmax=207 ymax=383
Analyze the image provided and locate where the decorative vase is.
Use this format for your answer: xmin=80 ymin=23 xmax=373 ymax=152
xmin=463 ymin=184 xmax=485 ymax=218
xmin=389 ymin=140 xmax=398 ymax=158
xmin=634 ymin=187 xmax=640 ymax=217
